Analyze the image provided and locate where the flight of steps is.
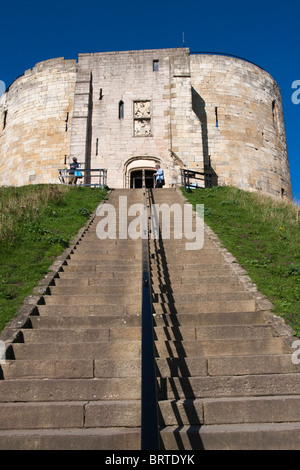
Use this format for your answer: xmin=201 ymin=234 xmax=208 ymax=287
xmin=0 ymin=189 xmax=143 ymax=450
xmin=0 ymin=186 xmax=300 ymax=450
xmin=150 ymin=188 xmax=300 ymax=450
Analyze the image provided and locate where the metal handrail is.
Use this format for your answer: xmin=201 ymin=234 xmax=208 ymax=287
xmin=141 ymin=183 xmax=159 ymax=450
xmin=181 ymin=168 xmax=212 ymax=191
xmin=58 ymin=168 xmax=107 ymax=188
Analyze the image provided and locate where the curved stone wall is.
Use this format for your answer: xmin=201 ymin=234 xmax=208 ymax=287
xmin=0 ymin=58 xmax=77 ymax=186
xmin=190 ymin=54 xmax=292 ymax=199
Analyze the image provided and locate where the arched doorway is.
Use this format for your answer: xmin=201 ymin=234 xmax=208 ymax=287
xmin=130 ymin=169 xmax=156 ymax=188
xmin=124 ymin=156 xmax=160 ymax=188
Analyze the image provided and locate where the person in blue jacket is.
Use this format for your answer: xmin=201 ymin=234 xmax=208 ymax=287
xmin=154 ymin=164 xmax=164 ymax=188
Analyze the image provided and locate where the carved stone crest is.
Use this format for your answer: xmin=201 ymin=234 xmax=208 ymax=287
xmin=134 ymin=101 xmax=151 ymax=136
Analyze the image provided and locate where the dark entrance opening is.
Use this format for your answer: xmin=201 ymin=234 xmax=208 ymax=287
xmin=130 ymin=170 xmax=155 ymax=188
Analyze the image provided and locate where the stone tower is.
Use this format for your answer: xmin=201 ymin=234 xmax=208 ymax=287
xmin=0 ymin=48 xmax=292 ymax=199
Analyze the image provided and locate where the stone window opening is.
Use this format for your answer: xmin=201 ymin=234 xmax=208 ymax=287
xmin=65 ymin=113 xmax=69 ymax=132
xmin=153 ymin=60 xmax=159 ymax=72
xmin=119 ymin=101 xmax=124 ymax=119
xmin=272 ymin=100 xmax=279 ymax=123
xmin=3 ymin=110 xmax=7 ymax=130
xmin=272 ymin=100 xmax=281 ymax=135
xmin=215 ymin=107 xmax=219 ymax=127
xmin=96 ymin=138 xmax=99 ymax=156
xmin=99 ymin=88 xmax=103 ymax=100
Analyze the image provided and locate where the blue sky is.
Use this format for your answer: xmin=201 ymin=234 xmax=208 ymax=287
xmin=0 ymin=0 xmax=299 ymax=201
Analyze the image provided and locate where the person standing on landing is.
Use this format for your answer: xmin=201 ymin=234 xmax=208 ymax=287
xmin=154 ymin=165 xmax=164 ymax=188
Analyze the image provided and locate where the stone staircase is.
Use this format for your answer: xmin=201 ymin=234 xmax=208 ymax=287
xmin=0 ymin=187 xmax=299 ymax=450
xmin=0 ymin=189 xmax=143 ymax=449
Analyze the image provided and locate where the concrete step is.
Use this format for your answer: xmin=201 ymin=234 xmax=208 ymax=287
xmin=30 ymin=314 xmax=141 ymax=329
xmin=155 ymin=354 xmax=299 ymax=377
xmin=43 ymin=294 xmax=142 ymax=306
xmin=152 ymin=299 xmax=256 ymax=314
xmin=21 ymin=324 xmax=271 ymax=344
xmin=149 ymin=238 xmax=215 ymax=247
xmin=36 ymin=303 xmax=141 ymax=316
xmin=159 ymin=422 xmax=300 ymax=450
xmin=10 ymin=341 xmax=141 ymax=360
xmin=21 ymin=327 xmax=141 ymax=343
xmin=0 ymin=360 xmax=95 ymax=379
xmin=206 ymin=354 xmax=299 ymax=376
xmin=151 ymin=275 xmax=240 ymax=286
xmin=49 ymin=285 xmax=141 ymax=295
xmin=0 ymin=378 xmax=141 ymax=402
xmin=69 ymin=253 xmax=141 ymax=260
xmin=155 ymin=357 xmax=208 ymax=377
xmin=0 ymin=402 xmax=86 ymax=430
xmin=0 ymin=427 xmax=141 ymax=450
xmin=153 ymin=325 xmax=273 ymax=340
xmin=154 ymin=338 xmax=287 ymax=358
xmin=62 ymin=264 xmax=141 ymax=273
xmin=152 ymin=312 xmax=266 ymax=326
xmin=149 ymin=253 xmax=223 ymax=263
xmin=149 ymin=265 xmax=235 ymax=278
xmin=153 ymin=291 xmax=252 ymax=303
xmin=57 ymin=270 xmax=141 ymax=280
xmin=64 ymin=259 xmax=141 ymax=267
xmin=152 ymin=283 xmax=246 ymax=294
xmin=1 ymin=358 xmax=141 ymax=380
xmin=155 ymin=273 xmax=239 ymax=283
xmin=157 ymin=373 xmax=300 ymax=400
xmin=0 ymin=400 xmax=142 ymax=430
xmin=53 ymin=277 xmax=139 ymax=287
xmin=3 ymin=353 xmax=296 ymax=381
xmin=201 ymin=395 xmax=300 ymax=425
xmin=158 ymin=395 xmax=300 ymax=426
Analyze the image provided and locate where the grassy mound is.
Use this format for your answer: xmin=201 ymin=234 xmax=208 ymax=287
xmin=0 ymin=184 xmax=107 ymax=332
xmin=183 ymin=186 xmax=300 ymax=336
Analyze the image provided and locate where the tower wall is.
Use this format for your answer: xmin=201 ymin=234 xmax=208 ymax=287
xmin=0 ymin=58 xmax=77 ymax=186
xmin=70 ymin=48 xmax=202 ymax=188
xmin=190 ymin=54 xmax=292 ymax=199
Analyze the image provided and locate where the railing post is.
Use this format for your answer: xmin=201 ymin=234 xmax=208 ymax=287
xmin=58 ymin=168 xmax=107 ymax=188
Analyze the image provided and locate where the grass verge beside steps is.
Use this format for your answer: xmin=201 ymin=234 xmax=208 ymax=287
xmin=0 ymin=184 xmax=107 ymax=332
xmin=183 ymin=186 xmax=300 ymax=337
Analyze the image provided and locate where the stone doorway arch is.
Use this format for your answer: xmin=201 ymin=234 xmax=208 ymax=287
xmin=124 ymin=156 xmax=161 ymax=188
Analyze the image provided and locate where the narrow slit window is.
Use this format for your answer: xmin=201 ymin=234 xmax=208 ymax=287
xmin=272 ymin=100 xmax=278 ymax=122
xmin=215 ymin=107 xmax=218 ymax=127
xmin=3 ymin=110 xmax=7 ymax=130
xmin=96 ymin=138 xmax=99 ymax=156
xmin=119 ymin=100 xmax=124 ymax=119
xmin=65 ymin=112 xmax=69 ymax=132
xmin=153 ymin=60 xmax=159 ymax=72
xmin=99 ymin=88 xmax=103 ymax=100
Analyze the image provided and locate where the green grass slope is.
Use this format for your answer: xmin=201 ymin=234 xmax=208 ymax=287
xmin=0 ymin=184 xmax=107 ymax=332
xmin=183 ymin=186 xmax=300 ymax=337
